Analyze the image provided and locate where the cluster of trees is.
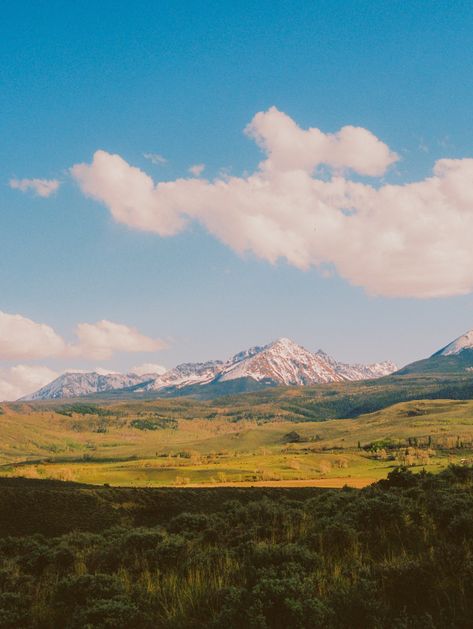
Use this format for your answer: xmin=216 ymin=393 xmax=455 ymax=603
xmin=2 ymin=467 xmax=473 ymax=627
xmin=130 ymin=418 xmax=178 ymax=431
xmin=56 ymin=404 xmax=116 ymax=417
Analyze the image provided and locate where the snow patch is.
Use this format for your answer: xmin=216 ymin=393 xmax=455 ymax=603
xmin=437 ymin=330 xmax=473 ymax=356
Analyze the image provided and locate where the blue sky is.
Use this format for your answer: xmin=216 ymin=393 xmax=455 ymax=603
xmin=2 ymin=0 xmax=473 ymax=395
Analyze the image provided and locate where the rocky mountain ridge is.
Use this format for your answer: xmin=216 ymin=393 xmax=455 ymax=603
xmin=23 ymin=337 xmax=397 ymax=400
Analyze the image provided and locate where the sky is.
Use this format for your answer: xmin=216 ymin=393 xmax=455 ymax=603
xmin=2 ymin=0 xmax=473 ymax=398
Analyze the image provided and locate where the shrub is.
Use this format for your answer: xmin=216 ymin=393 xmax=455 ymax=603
xmin=0 ymin=592 xmax=31 ymax=629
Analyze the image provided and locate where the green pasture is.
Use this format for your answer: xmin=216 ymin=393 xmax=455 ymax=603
xmin=1 ymin=396 xmax=473 ymax=486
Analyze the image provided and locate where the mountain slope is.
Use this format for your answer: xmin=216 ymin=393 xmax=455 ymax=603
xmin=435 ymin=330 xmax=473 ymax=356
xmin=147 ymin=361 xmax=224 ymax=391
xmin=314 ymin=350 xmax=397 ymax=381
xmin=397 ymin=329 xmax=473 ymax=375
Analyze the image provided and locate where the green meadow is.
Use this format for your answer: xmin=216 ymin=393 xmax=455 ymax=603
xmin=2 ymin=392 xmax=473 ymax=487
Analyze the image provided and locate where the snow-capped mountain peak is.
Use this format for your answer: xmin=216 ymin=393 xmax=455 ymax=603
xmin=219 ymin=337 xmax=344 ymax=385
xmin=436 ymin=329 xmax=473 ymax=356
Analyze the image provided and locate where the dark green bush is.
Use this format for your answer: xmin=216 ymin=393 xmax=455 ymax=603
xmin=2 ymin=467 xmax=473 ymax=628
xmin=0 ymin=592 xmax=31 ymax=629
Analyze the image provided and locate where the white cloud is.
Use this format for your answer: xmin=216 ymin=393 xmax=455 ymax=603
xmin=143 ymin=153 xmax=167 ymax=165
xmin=71 ymin=320 xmax=166 ymax=360
xmin=0 ymin=311 xmax=65 ymax=360
xmin=245 ymin=107 xmax=398 ymax=176
xmin=130 ymin=362 xmax=167 ymax=376
xmin=189 ymin=163 xmax=205 ymax=176
xmin=71 ymin=107 xmax=473 ymax=298
xmin=9 ymin=178 xmax=60 ymax=197
xmin=0 ymin=365 xmax=59 ymax=401
xmin=72 ymin=151 xmax=187 ymax=236
xmin=0 ymin=311 xmax=165 ymax=361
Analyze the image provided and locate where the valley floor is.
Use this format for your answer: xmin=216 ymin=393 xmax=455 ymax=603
xmin=1 ymin=396 xmax=473 ymax=487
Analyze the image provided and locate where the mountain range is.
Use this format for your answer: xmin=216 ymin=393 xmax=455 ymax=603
xmin=22 ymin=329 xmax=473 ymax=401
xmin=23 ymin=337 xmax=397 ymax=400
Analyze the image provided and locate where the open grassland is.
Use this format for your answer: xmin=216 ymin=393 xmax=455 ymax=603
xmin=2 ymin=395 xmax=473 ymax=487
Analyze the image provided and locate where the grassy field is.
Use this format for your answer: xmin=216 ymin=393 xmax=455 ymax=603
xmin=2 ymin=394 xmax=473 ymax=487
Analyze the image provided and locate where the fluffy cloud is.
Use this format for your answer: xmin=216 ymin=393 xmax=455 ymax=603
xmin=71 ymin=151 xmax=188 ymax=236
xmin=131 ymin=362 xmax=167 ymax=376
xmin=71 ymin=320 xmax=166 ymax=360
xmin=71 ymin=107 xmax=473 ymax=298
xmin=0 ymin=312 xmax=165 ymax=361
xmin=189 ymin=163 xmax=205 ymax=176
xmin=0 ymin=311 xmax=65 ymax=360
xmin=9 ymin=178 xmax=60 ymax=197
xmin=0 ymin=365 xmax=59 ymax=401
xmin=245 ymin=107 xmax=399 ymax=176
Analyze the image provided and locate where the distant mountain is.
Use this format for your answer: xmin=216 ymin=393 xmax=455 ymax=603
xmin=146 ymin=360 xmax=224 ymax=390
xmin=24 ymin=372 xmax=154 ymax=401
xmin=313 ymin=349 xmax=397 ymax=382
xmin=397 ymin=329 xmax=473 ymax=375
xmin=22 ymin=337 xmax=397 ymax=401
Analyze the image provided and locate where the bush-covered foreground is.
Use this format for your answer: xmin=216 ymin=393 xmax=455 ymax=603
xmin=1 ymin=468 xmax=473 ymax=628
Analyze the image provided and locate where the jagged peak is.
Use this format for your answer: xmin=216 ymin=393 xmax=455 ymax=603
xmin=271 ymin=337 xmax=295 ymax=345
